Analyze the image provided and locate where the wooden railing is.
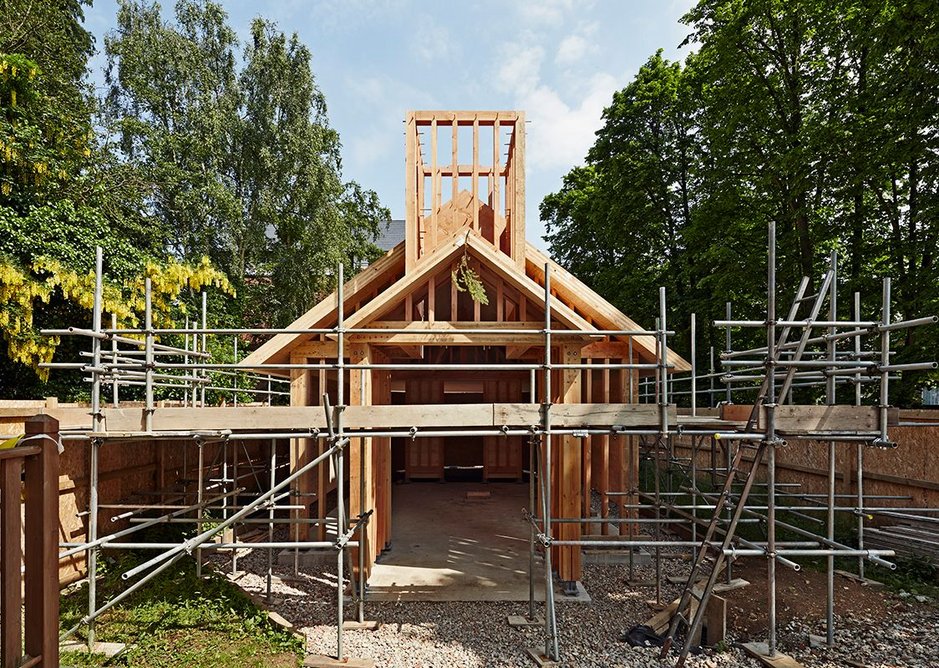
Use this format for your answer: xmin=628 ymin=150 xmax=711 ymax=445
xmin=1 ymin=415 xmax=59 ymax=668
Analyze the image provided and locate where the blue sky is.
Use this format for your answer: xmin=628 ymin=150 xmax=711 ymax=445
xmin=82 ymin=0 xmax=696 ymax=254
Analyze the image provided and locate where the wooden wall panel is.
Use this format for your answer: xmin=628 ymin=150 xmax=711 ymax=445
xmin=483 ymin=379 xmax=523 ymax=480
xmin=404 ymin=378 xmax=445 ymax=480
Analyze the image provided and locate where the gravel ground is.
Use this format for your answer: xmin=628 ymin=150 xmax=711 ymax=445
xmin=209 ymin=538 xmax=938 ymax=668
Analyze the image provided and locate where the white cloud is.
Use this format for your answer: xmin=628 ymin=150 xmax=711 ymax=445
xmin=516 ymin=0 xmax=584 ymax=26
xmin=411 ymin=13 xmax=457 ymax=62
xmin=496 ymin=41 xmax=545 ymax=93
xmin=553 ymin=21 xmax=599 ymax=66
xmin=492 ymin=32 xmax=618 ymax=170
xmin=523 ymin=72 xmax=618 ymax=170
xmin=555 ymin=34 xmax=587 ymax=65
xmin=343 ymin=75 xmax=436 ymax=170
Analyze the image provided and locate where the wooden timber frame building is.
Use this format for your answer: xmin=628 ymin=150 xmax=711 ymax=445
xmin=242 ymin=110 xmax=690 ymax=585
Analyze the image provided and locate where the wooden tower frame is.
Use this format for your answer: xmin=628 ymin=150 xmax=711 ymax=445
xmin=405 ymin=111 xmax=525 ymax=270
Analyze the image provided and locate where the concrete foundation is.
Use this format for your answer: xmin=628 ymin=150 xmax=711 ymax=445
xmin=366 ymin=482 xmax=588 ymax=602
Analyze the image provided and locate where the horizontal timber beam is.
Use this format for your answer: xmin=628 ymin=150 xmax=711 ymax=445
xmin=97 ymin=403 xmax=674 ymax=433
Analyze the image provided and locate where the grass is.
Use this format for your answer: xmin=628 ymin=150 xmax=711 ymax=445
xmin=859 ymin=556 xmax=939 ymax=600
xmin=60 ymin=538 xmax=303 ymax=667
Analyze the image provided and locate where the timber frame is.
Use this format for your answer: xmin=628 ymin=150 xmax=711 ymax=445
xmin=238 ymin=110 xmax=690 ymax=586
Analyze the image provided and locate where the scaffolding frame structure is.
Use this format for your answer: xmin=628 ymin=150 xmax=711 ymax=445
xmin=40 ymin=221 xmax=937 ymax=665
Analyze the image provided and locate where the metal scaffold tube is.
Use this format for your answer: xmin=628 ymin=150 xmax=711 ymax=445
xmin=542 ymin=262 xmax=559 ymax=662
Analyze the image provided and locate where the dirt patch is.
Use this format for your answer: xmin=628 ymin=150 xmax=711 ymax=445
xmin=721 ymin=557 xmax=909 ymax=639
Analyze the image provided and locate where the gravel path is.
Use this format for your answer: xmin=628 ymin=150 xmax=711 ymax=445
xmin=210 ymin=540 xmax=938 ymax=668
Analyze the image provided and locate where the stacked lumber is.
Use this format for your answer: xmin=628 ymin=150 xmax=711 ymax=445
xmin=865 ymin=514 xmax=939 ymax=562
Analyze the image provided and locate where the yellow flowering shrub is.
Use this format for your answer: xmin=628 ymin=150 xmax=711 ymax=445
xmin=0 ymin=255 xmax=234 ymax=378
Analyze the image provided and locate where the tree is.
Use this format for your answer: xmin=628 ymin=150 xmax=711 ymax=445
xmin=543 ymin=1 xmax=939 ymax=403
xmin=544 ymin=52 xmax=701 ymax=340
xmin=105 ymin=1 xmax=388 ymax=328
xmin=0 ymin=0 xmax=233 ymax=397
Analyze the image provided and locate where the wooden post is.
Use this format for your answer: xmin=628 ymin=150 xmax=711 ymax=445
xmin=349 ymin=344 xmax=374 ymax=577
xmin=582 ymin=362 xmax=592 ymax=523
xmin=317 ymin=360 xmax=328 ymax=541
xmin=376 ymin=352 xmax=392 ymax=550
xmin=472 ymin=116 xmax=479 ymax=231
xmin=608 ymin=365 xmax=625 ymax=537
xmin=289 ymin=357 xmax=313 ymax=541
xmin=23 ymin=415 xmax=59 ymax=667
xmin=1 ymin=447 xmax=23 ymax=665
xmin=512 ymin=112 xmax=526 ymax=268
xmin=591 ymin=360 xmax=611 ymax=533
xmin=430 ymin=118 xmax=439 ymax=252
xmin=451 ymin=117 xmax=458 ymax=202
xmin=558 ymin=344 xmax=582 ymax=583
xmin=405 ymin=112 xmax=418 ymax=271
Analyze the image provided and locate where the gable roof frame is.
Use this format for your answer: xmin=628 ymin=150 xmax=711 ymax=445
xmin=342 ymin=230 xmax=594 ymax=333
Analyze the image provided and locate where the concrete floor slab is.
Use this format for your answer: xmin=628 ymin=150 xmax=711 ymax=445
xmin=367 ymin=482 xmax=588 ymax=603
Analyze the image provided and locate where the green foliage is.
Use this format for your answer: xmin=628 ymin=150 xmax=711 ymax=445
xmin=0 ymin=0 xmax=390 ymax=399
xmin=864 ymin=556 xmax=939 ymax=600
xmin=452 ymin=241 xmax=489 ymax=305
xmin=543 ymin=1 xmax=939 ymax=404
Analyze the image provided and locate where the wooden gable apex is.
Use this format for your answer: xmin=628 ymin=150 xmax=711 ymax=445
xmin=524 ymin=244 xmax=691 ymax=372
xmin=239 ymin=243 xmax=405 ymax=368
xmin=342 ymin=229 xmax=594 ymax=332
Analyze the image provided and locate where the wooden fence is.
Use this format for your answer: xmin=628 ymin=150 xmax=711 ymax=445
xmin=1 ymin=415 xmax=59 ymax=667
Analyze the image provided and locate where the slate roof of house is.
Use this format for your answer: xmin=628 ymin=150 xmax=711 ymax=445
xmin=375 ymin=219 xmax=405 ymax=252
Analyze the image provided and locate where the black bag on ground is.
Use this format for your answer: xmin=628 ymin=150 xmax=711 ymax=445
xmin=621 ymin=624 xmax=664 ymax=647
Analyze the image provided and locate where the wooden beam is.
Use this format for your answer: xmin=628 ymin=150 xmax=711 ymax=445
xmin=293 ymin=341 xmax=339 ymax=358
xmin=496 ymin=280 xmax=504 ymax=321
xmin=472 ymin=116 xmax=479 ymax=231
xmin=463 ymin=233 xmax=594 ymax=332
xmin=411 ymin=110 xmax=518 ymax=124
xmin=771 ymin=405 xmax=887 ymax=433
xmin=349 ymin=345 xmax=374 ymax=577
xmin=393 ymin=345 xmax=424 ymax=359
xmin=406 ymin=112 xmax=418 ymax=271
xmin=430 ymin=118 xmax=438 ymax=255
xmin=524 ymin=244 xmax=691 ymax=371
xmin=492 ymin=117 xmax=501 ymax=242
xmin=241 ymin=243 xmax=405 ymax=368
xmin=343 ymin=234 xmax=468 ymax=330
xmin=451 ymin=118 xmax=458 ymax=202
xmin=512 ymin=111 xmax=526 ymax=268
xmin=421 ymin=164 xmax=510 ymax=177
xmin=580 ymin=341 xmax=634 ymax=359
xmin=450 ymin=260 xmax=459 ymax=321
xmin=1 ymin=455 xmax=22 ymax=666
xmin=99 ymin=402 xmax=671 ymax=433
xmin=558 ymin=344 xmax=583 ymax=582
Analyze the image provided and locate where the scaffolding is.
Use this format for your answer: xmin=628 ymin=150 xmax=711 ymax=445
xmin=39 ymin=221 xmax=937 ymax=665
